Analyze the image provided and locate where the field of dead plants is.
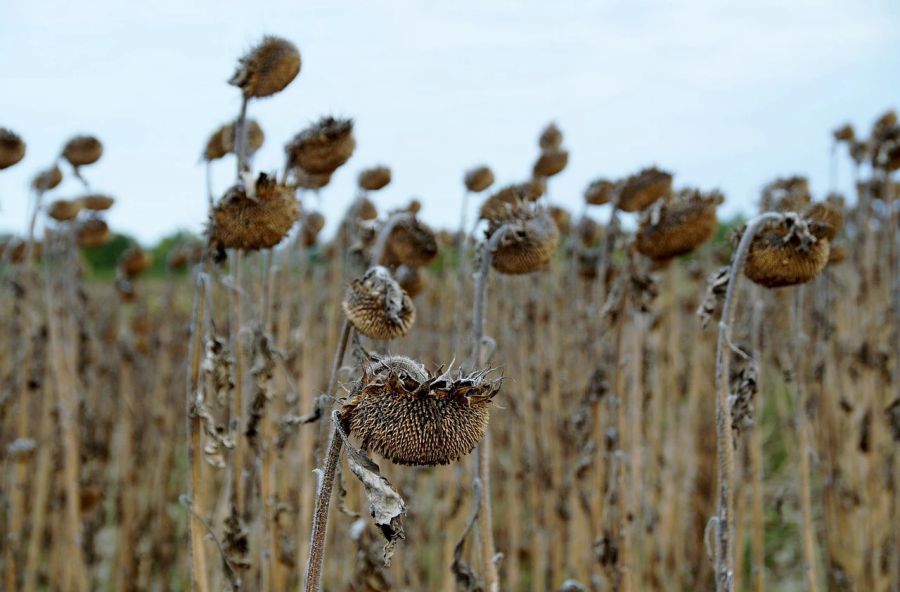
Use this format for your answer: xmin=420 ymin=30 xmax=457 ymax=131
xmin=1 ymin=35 xmax=898 ymax=592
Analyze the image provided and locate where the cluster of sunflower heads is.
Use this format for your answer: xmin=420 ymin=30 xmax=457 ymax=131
xmin=484 ymin=196 xmax=559 ymax=275
xmin=207 ymin=172 xmax=299 ymax=257
xmin=635 ymin=188 xmax=723 ymax=261
xmin=339 ymin=355 xmax=501 ymax=466
xmin=740 ymin=207 xmax=840 ymax=288
xmin=343 ymin=266 xmax=416 ymax=340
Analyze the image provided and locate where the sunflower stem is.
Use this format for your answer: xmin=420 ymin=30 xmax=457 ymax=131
xmin=714 ymin=211 xmax=783 ymax=592
xmin=303 ymin=319 xmax=353 ymax=592
xmin=469 ymin=224 xmax=510 ymax=592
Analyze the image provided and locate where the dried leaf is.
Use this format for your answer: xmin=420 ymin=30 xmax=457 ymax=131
xmin=332 ymin=411 xmax=406 ymax=565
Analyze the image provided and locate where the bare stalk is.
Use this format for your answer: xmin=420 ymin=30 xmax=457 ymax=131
xmin=235 ymin=96 xmax=249 ymax=177
xmin=714 ymin=212 xmax=782 ymax=592
xmin=303 ymin=319 xmax=353 ymax=592
xmin=469 ymin=225 xmax=510 ymax=592
xmin=230 ymin=251 xmax=248 ymax=517
xmin=186 ymin=270 xmax=211 ymax=592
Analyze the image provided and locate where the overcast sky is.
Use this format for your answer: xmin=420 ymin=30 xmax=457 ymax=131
xmin=2 ymin=0 xmax=898 ymax=244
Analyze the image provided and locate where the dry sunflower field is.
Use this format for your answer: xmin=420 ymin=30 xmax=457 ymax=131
xmin=1 ymin=35 xmax=898 ymax=592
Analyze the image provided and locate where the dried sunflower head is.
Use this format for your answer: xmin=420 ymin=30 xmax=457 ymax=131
xmin=872 ymin=109 xmax=897 ymax=136
xmin=47 ymin=198 xmax=84 ymax=222
xmin=208 ymin=173 xmax=299 ymax=252
xmin=832 ymin=124 xmax=855 ymax=143
xmin=76 ymin=218 xmax=110 ymax=248
xmin=548 ymin=205 xmax=571 ymax=235
xmin=119 ymin=247 xmax=152 ymax=279
xmin=479 ymin=180 xmax=544 ymax=221
xmin=584 ymin=178 xmax=614 ymax=206
xmin=760 ymin=176 xmax=811 ymax=212
xmin=32 ymin=164 xmax=63 ymax=192
xmin=635 ymin=189 xmax=722 ymax=261
xmin=343 ymin=266 xmax=416 ymax=340
xmin=803 ymin=201 xmax=843 ymax=241
xmin=539 ymin=122 xmax=563 ymax=151
xmin=288 ymin=167 xmax=332 ymax=191
xmin=381 ymin=216 xmax=438 ymax=268
xmin=221 ymin=119 xmax=265 ymax=158
xmin=62 ymin=135 xmax=103 ymax=167
xmin=229 ymin=35 xmax=301 ymax=99
xmin=1 ymin=238 xmax=42 ymax=264
xmin=486 ymin=201 xmax=559 ymax=275
xmin=80 ymin=194 xmax=115 ymax=211
xmin=301 ymin=211 xmax=326 ymax=246
xmin=0 ymin=128 xmax=26 ymax=170
xmin=394 ymin=264 xmax=426 ymax=298
xmin=359 ymin=166 xmax=392 ymax=191
xmin=464 ymin=165 xmax=494 ymax=193
xmin=284 ymin=116 xmax=355 ymax=175
xmin=742 ymin=214 xmax=830 ymax=288
xmin=533 ymin=148 xmax=568 ymax=178
xmin=617 ymin=167 xmax=673 ymax=212
xmin=340 ymin=355 xmax=501 ymax=466
xmin=577 ymin=216 xmax=604 ymax=247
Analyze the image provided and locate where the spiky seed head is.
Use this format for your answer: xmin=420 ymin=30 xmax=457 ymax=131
xmin=47 ymin=199 xmax=84 ymax=222
xmin=803 ymin=201 xmax=843 ymax=241
xmin=533 ymin=148 xmax=568 ymax=178
xmin=342 ymin=266 xmax=416 ymax=340
xmin=743 ymin=215 xmax=830 ymax=288
xmin=80 ymin=194 xmax=115 ymax=211
xmin=487 ymin=201 xmax=559 ymax=275
xmin=548 ymin=205 xmax=571 ymax=235
xmin=584 ymin=178 xmax=614 ymax=206
xmin=340 ymin=355 xmax=500 ymax=466
xmin=208 ymin=173 xmax=299 ymax=252
xmin=119 ymin=247 xmax=152 ymax=279
xmin=222 ymin=119 xmax=265 ymax=157
xmin=301 ymin=211 xmax=326 ymax=246
xmin=0 ymin=128 xmax=26 ymax=170
xmin=382 ymin=216 xmax=438 ymax=268
xmin=539 ymin=122 xmax=563 ymax=150
xmin=284 ymin=116 xmax=356 ymax=175
xmin=577 ymin=216 xmax=603 ymax=247
xmin=617 ymin=167 xmax=673 ymax=212
xmin=358 ymin=166 xmax=391 ymax=191
xmin=394 ymin=264 xmax=425 ymax=298
xmin=62 ymin=135 xmax=103 ymax=167
xmin=464 ymin=165 xmax=495 ymax=193
xmin=760 ymin=176 xmax=811 ymax=212
xmin=32 ymin=164 xmax=63 ymax=192
xmin=832 ymin=124 xmax=855 ymax=143
xmin=76 ymin=218 xmax=111 ymax=247
xmin=229 ymin=35 xmax=301 ymax=99
xmin=635 ymin=189 xmax=722 ymax=261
